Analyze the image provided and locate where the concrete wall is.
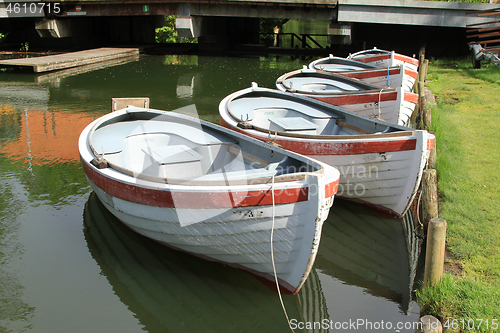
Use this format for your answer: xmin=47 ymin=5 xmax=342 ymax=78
xmin=337 ymin=0 xmax=500 ymax=28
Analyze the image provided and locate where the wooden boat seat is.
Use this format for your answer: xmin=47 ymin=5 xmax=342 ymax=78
xmin=301 ymin=83 xmax=352 ymax=93
xmin=253 ymin=107 xmax=332 ymax=120
xmin=92 ymin=120 xmax=235 ymax=154
xmin=193 ymin=162 xmax=279 ymax=181
xmin=269 ymin=117 xmax=318 ymax=134
xmin=142 ymin=145 xmax=203 ymax=164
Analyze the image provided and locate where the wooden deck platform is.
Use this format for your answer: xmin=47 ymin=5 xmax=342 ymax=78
xmin=0 ymin=47 xmax=139 ymax=73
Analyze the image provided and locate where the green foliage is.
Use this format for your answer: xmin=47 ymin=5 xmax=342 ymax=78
xmin=259 ymin=18 xmax=289 ymax=46
xmin=19 ymin=42 xmax=29 ymax=56
xmin=155 ymin=15 xmax=197 ymax=44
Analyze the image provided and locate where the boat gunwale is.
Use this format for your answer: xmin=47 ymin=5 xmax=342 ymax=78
xmin=276 ymin=68 xmax=382 ymax=95
xmin=224 ymin=87 xmax=416 ymax=141
xmin=309 ymin=55 xmax=378 ymax=71
xmin=84 ymin=107 xmax=332 ymax=187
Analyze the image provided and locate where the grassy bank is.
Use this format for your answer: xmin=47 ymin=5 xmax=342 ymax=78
xmin=416 ymin=58 xmax=500 ymax=331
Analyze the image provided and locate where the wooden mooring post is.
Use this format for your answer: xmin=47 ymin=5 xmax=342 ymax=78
xmin=424 ymin=218 xmax=447 ymax=286
xmin=415 ymin=47 xmax=431 ymax=130
xmin=416 ymin=47 xmax=446 ymax=332
xmin=422 ymin=169 xmax=439 ymax=229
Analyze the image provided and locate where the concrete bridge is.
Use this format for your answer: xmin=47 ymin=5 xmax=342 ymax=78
xmin=1 ymin=0 xmax=499 ymax=55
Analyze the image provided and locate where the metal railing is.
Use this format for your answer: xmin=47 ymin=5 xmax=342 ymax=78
xmin=261 ymin=32 xmax=328 ymax=49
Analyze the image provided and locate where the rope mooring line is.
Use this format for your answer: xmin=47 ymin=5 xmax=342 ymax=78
xmin=270 ymin=175 xmax=295 ymax=333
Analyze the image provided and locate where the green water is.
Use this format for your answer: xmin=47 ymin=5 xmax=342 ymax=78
xmin=0 ymin=54 xmax=421 ymax=332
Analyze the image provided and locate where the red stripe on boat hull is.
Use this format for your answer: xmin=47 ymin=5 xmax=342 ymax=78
xmin=394 ymin=54 xmax=419 ymax=67
xmin=219 ymin=118 xmax=417 ymax=156
xmin=340 ymin=68 xmax=400 ymax=80
xmin=310 ymin=91 xmax=398 ymax=105
xmin=405 ymin=92 xmax=418 ymax=103
xmin=274 ymin=138 xmax=417 ymax=155
xmin=81 ymin=157 xmax=339 ymax=208
xmin=427 ymin=137 xmax=435 ymax=150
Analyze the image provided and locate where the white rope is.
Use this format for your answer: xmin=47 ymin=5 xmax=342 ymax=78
xmin=373 ymin=88 xmax=384 ymax=119
xmin=415 ymin=158 xmax=430 ymax=232
xmin=270 ymin=175 xmax=295 ymax=333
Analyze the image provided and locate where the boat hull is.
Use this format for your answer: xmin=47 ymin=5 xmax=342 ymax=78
xmin=347 ymin=49 xmax=419 ymax=72
xmin=309 ymin=57 xmax=417 ymax=92
xmin=79 ymin=108 xmax=339 ymax=294
xmin=219 ymin=87 xmax=434 ymax=218
xmin=300 ymin=88 xmax=417 ymax=126
xmin=276 ymin=69 xmax=418 ymax=126
xmin=335 ymin=65 xmax=418 ymax=92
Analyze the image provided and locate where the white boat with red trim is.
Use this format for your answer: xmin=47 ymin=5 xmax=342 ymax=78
xmin=78 ymin=106 xmax=340 ymax=294
xmin=347 ymin=47 xmax=419 ymax=72
xmin=311 ymin=64 xmax=417 ymax=94
xmin=276 ymin=67 xmax=418 ymax=126
xmin=219 ymin=84 xmax=435 ymax=218
xmin=308 ymin=54 xmax=378 ymax=72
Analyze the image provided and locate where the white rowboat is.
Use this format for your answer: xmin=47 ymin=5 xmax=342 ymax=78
xmin=79 ymin=106 xmax=340 ymax=294
xmin=347 ymin=48 xmax=419 ymax=72
xmin=276 ymin=67 xmax=418 ymax=126
xmin=219 ymin=84 xmax=435 ymax=218
xmin=308 ymin=54 xmax=378 ymax=72
xmin=315 ymin=64 xmax=418 ymax=93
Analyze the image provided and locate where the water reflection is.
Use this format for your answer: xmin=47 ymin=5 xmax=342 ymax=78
xmin=35 ymin=55 xmax=140 ymax=86
xmin=0 ymin=54 xmax=423 ymax=332
xmin=326 ymin=202 xmax=413 ymax=307
xmin=0 ymin=173 xmax=34 ymax=332
xmin=316 ymin=199 xmax=421 ymax=331
xmin=83 ymin=192 xmax=327 ymax=333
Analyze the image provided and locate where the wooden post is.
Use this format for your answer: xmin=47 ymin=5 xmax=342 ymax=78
xmin=424 ymin=218 xmax=447 ymax=286
xmin=422 ymin=106 xmax=432 ymax=131
xmin=423 ymin=59 xmax=429 ymax=81
xmin=418 ymin=47 xmax=426 ymax=83
xmin=428 ymin=141 xmax=437 ymax=169
xmin=418 ymin=81 xmax=428 ymax=129
xmin=422 ymin=169 xmax=439 ymax=228
xmin=418 ymin=81 xmax=427 ymax=109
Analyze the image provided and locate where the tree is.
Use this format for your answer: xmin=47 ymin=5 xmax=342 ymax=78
xmin=155 ymin=15 xmax=197 ymax=43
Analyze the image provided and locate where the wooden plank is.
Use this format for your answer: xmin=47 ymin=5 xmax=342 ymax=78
xmin=227 ymin=145 xmax=269 ymax=167
xmin=466 ymin=20 xmax=500 ymax=28
xmin=0 ymin=47 xmax=139 ymax=73
xmin=112 ymin=97 xmax=149 ymax=111
xmin=467 ymin=26 xmax=500 ymax=34
xmin=479 ymin=10 xmax=500 ymax=17
xmin=481 ymin=46 xmax=500 ymax=52
xmin=335 ymin=119 xmax=374 ymax=135
xmin=468 ymin=38 xmax=500 ymax=45
xmin=467 ymin=31 xmax=500 ymax=39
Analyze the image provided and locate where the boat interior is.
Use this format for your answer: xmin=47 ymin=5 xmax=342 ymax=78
xmin=278 ymin=70 xmax=378 ymax=94
xmin=282 ymin=77 xmax=367 ymax=93
xmin=229 ymin=95 xmax=397 ymax=137
xmin=90 ymin=113 xmax=318 ymax=184
xmin=309 ymin=55 xmax=377 ymax=72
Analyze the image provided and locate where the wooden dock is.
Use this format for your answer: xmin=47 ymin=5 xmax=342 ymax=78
xmin=0 ymin=47 xmax=139 ymax=73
